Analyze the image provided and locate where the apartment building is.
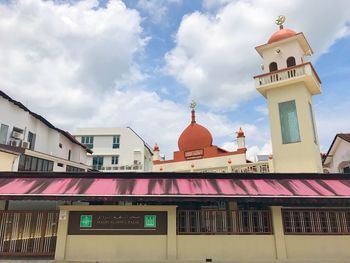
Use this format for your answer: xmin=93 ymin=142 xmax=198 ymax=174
xmin=74 ymin=127 xmax=153 ymax=172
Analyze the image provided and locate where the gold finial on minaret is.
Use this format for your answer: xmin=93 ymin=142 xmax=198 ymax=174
xmin=190 ymin=100 xmax=197 ymax=109
xmin=276 ymin=15 xmax=286 ymax=29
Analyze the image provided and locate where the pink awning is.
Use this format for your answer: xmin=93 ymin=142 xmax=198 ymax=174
xmin=0 ymin=176 xmax=349 ymax=198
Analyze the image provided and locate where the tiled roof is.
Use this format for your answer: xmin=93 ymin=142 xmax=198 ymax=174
xmin=0 ymin=172 xmax=350 ymax=199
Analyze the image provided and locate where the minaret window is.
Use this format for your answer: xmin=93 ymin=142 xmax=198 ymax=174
xmin=287 ymin=56 xmax=296 ymax=67
xmin=278 ymin=100 xmax=301 ymax=144
xmin=269 ymin=62 xmax=278 ymax=72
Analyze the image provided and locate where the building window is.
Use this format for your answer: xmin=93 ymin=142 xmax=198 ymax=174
xmin=27 ymin=131 xmax=36 ymax=150
xmin=112 ymin=135 xmax=120 ymax=149
xmin=344 ymin=166 xmax=350 ymax=173
xmin=112 ymin=155 xmax=119 ymax=165
xmin=269 ymin=62 xmax=278 ymax=72
xmin=81 ymin=136 xmax=94 ymax=149
xmin=92 ymin=156 xmax=104 ymax=170
xmin=0 ymin=124 xmax=9 ymax=144
xmin=66 ymin=165 xmax=85 ymax=172
xmin=279 ymin=100 xmax=301 ymax=144
xmin=68 ymin=149 xmax=71 ymax=161
xmin=309 ymin=102 xmax=317 ymax=144
xmin=286 ymin=56 xmax=296 ymax=67
xmin=18 ymin=155 xmax=54 ymax=172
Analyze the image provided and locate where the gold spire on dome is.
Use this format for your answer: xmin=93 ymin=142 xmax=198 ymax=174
xmin=190 ymin=100 xmax=197 ymax=123
xmin=276 ymin=15 xmax=286 ymax=29
xmin=190 ymin=100 xmax=197 ymax=109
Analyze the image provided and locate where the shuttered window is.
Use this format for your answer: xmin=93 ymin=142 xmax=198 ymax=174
xmin=279 ymin=100 xmax=301 ymax=144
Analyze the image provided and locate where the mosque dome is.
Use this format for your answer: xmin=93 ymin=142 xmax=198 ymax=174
xmin=178 ymin=104 xmax=213 ymax=152
xmin=268 ymin=27 xmax=297 ymax=44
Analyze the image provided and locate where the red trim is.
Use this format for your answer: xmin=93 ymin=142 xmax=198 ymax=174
xmin=153 ymin=147 xmax=246 ymax=165
xmin=255 ymin=32 xmax=303 ymax=50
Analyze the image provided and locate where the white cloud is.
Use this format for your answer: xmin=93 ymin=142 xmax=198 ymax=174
xmin=0 ymin=0 xmax=146 ymax=120
xmin=165 ymin=0 xmax=350 ymax=109
xmin=136 ymin=0 xmax=182 ymax=24
xmin=0 ymin=0 xmax=271 ymax=161
xmin=255 ymin=104 xmax=268 ymax=115
xmin=246 ymin=142 xmax=272 ymax=162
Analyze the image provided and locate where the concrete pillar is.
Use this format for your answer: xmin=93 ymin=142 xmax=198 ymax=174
xmin=0 ymin=200 xmax=6 ymax=210
xmin=228 ymin=201 xmax=237 ymax=210
xmin=268 ymin=155 xmax=274 ymax=173
xmin=270 ymin=206 xmax=287 ymax=260
xmin=55 ymin=208 xmax=69 ymax=261
xmin=167 ymin=206 xmax=177 ymax=260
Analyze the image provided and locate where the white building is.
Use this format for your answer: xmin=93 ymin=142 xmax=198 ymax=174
xmin=74 ymin=127 xmax=153 ymax=172
xmin=323 ymin=133 xmax=350 ymax=173
xmin=0 ymin=90 xmax=91 ymax=172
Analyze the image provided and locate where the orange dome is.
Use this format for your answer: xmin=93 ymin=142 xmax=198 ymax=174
xmin=178 ymin=109 xmax=213 ymax=151
xmin=268 ymin=27 xmax=296 ymax=44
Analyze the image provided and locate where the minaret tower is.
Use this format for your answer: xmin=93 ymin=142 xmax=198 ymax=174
xmin=254 ymin=16 xmax=322 ymax=173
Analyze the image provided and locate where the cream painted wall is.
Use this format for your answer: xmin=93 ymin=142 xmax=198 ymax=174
xmin=267 ymin=83 xmax=322 ymax=173
xmin=54 ymin=205 xmax=350 ymax=262
xmin=0 ymin=152 xmax=17 ymax=171
xmin=177 ymin=235 xmax=276 ymax=261
xmin=55 ymin=205 xmax=177 ymax=262
xmin=65 ymin=235 xmax=167 ymax=261
xmin=285 ymin=235 xmax=350 ymax=260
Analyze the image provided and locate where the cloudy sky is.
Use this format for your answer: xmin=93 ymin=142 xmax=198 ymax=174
xmin=0 ymin=0 xmax=350 ymax=160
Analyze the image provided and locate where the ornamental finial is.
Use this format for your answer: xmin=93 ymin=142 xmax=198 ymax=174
xmin=276 ymin=15 xmax=286 ymax=29
xmin=190 ymin=100 xmax=197 ymax=110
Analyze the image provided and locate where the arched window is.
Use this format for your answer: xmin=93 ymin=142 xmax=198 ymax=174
xmin=269 ymin=62 xmax=278 ymax=72
xmin=287 ymin=57 xmax=296 ymax=67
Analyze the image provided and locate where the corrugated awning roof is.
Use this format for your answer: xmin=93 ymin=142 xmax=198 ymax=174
xmin=0 ymin=172 xmax=350 ymax=199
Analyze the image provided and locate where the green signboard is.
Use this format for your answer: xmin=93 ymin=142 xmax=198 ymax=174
xmin=80 ymin=215 xmax=92 ymax=228
xmin=144 ymin=215 xmax=157 ymax=228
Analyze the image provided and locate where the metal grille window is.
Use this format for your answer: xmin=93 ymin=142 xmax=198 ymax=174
xmin=177 ymin=210 xmax=272 ymax=235
xmin=283 ymin=209 xmax=350 ymax=234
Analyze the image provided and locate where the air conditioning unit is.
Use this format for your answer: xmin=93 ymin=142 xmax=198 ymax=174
xmin=9 ymin=140 xmax=19 ymax=147
xmin=11 ymin=131 xmax=23 ymax=139
xmin=22 ymin=141 xmax=30 ymax=149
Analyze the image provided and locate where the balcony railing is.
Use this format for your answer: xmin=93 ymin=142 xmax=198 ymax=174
xmin=254 ymin=62 xmax=321 ymax=88
xmin=99 ymin=164 xmax=143 ymax=171
xmin=177 ymin=210 xmax=272 ymax=234
xmin=231 ymin=162 xmax=270 ymax=173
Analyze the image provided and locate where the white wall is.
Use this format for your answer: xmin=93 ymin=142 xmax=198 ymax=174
xmin=0 ymin=95 xmax=89 ymax=170
xmin=261 ymin=39 xmax=305 ymax=73
xmin=327 ymin=138 xmax=350 ymax=173
xmin=75 ymin=127 xmax=152 ymax=172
